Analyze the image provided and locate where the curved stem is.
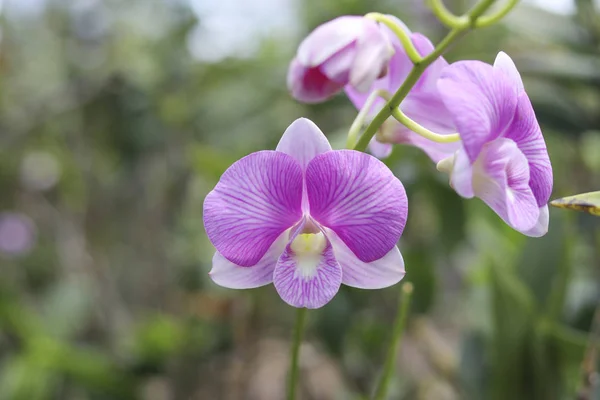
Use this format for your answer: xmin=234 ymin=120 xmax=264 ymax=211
xmin=287 ymin=307 xmax=308 ymax=400
xmin=391 ymin=108 xmax=460 ymax=143
xmin=365 ymin=13 xmax=422 ymax=64
xmin=353 ymin=28 xmax=464 ymax=152
xmin=427 ymin=0 xmax=469 ymax=29
xmin=373 ymin=282 xmax=413 ymax=400
xmin=475 ymin=0 xmax=520 ymax=28
xmin=354 ymin=0 xmax=499 ymax=153
xmin=347 ymin=89 xmax=391 ymax=148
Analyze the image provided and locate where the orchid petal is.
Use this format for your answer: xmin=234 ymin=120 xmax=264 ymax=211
xmin=493 ymin=51 xmax=524 ymax=93
xmin=306 ymin=150 xmax=407 ymax=263
xmin=287 ymin=59 xmax=345 ymax=103
xmin=328 ymin=231 xmax=405 ymax=289
xmin=438 ymin=60 xmax=519 ymax=162
xmin=350 ymin=20 xmax=392 ymax=92
xmin=369 ymin=137 xmax=393 ymax=158
xmin=203 ymin=151 xmax=303 ymax=266
xmin=473 ymin=139 xmax=539 ymax=233
xmin=273 ymin=225 xmax=342 ymax=309
xmin=522 ymin=205 xmax=549 ymax=237
xmin=276 ymin=118 xmax=332 ymax=170
xmin=297 ymin=16 xmax=364 ymax=67
xmin=505 ymin=94 xmax=553 ymax=207
xmin=450 ymin=149 xmax=475 ymax=198
xmin=209 ymin=233 xmax=288 ymax=289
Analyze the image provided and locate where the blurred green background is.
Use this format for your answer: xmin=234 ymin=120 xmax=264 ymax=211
xmin=0 ymin=0 xmax=599 ymax=399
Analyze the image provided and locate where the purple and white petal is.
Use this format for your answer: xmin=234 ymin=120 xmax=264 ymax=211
xmin=287 ymin=59 xmax=345 ymax=103
xmin=273 ymin=227 xmax=342 ymax=309
xmin=493 ymin=52 xmax=524 ymax=94
xmin=473 ymin=138 xmax=539 ymax=233
xmin=209 ymin=233 xmax=288 ymax=289
xmin=350 ymin=20 xmax=393 ymax=92
xmin=438 ymin=60 xmax=519 ymax=162
xmin=306 ymin=150 xmax=407 ymax=263
xmin=297 ymin=16 xmax=364 ymax=67
xmin=522 ymin=205 xmax=549 ymax=237
xmin=276 ymin=118 xmax=332 ymax=170
xmin=328 ymin=230 xmax=405 ymax=289
xmin=449 ymin=149 xmax=475 ymax=198
xmin=504 ymin=94 xmax=553 ymax=207
xmin=203 ymin=151 xmax=303 ymax=267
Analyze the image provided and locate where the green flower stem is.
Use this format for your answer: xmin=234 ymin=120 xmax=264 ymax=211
xmin=391 ymin=108 xmax=461 ymax=143
xmin=365 ymin=13 xmax=423 ymax=63
xmin=373 ymin=282 xmax=414 ymax=400
xmin=346 ymin=89 xmax=391 ymax=149
xmin=287 ymin=307 xmax=308 ymax=400
xmin=475 ymin=0 xmax=520 ymax=28
xmin=354 ymin=0 xmax=500 ymax=153
xmin=427 ymin=0 xmax=469 ymax=29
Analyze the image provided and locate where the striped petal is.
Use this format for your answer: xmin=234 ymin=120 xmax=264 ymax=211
xmin=328 ymin=230 xmax=405 ymax=289
xmin=504 ymin=94 xmax=553 ymax=207
xmin=209 ymin=232 xmax=288 ymax=289
xmin=273 ymin=223 xmax=342 ymax=309
xmin=203 ymin=151 xmax=303 ymax=267
xmin=306 ymin=150 xmax=407 ymax=263
xmin=472 ymin=138 xmax=539 ymax=233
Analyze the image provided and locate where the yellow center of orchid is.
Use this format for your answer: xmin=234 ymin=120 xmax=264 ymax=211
xmin=290 ymin=233 xmax=327 ymax=278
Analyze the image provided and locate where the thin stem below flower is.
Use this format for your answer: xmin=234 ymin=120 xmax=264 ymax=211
xmin=346 ymin=89 xmax=391 ymax=149
xmin=365 ymin=13 xmax=423 ymax=64
xmin=391 ymin=108 xmax=461 ymax=143
xmin=287 ymin=307 xmax=308 ymax=400
xmin=373 ymin=282 xmax=413 ymax=400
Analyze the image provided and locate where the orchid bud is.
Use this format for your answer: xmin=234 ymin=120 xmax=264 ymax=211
xmin=288 ymin=16 xmax=393 ymax=103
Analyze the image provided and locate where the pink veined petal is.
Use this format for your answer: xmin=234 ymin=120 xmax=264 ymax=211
xmin=504 ymin=94 xmax=553 ymax=207
xmin=276 ymin=118 xmax=332 ymax=171
xmin=297 ymin=16 xmax=364 ymax=67
xmin=349 ymin=19 xmax=392 ymax=92
xmin=327 ymin=230 xmax=405 ymax=289
xmin=287 ymin=58 xmax=345 ymax=103
xmin=493 ymin=51 xmax=524 ymax=94
xmin=209 ymin=232 xmax=288 ymax=289
xmin=438 ymin=60 xmax=519 ymax=163
xmin=306 ymin=150 xmax=408 ymax=263
xmin=203 ymin=151 xmax=303 ymax=267
xmin=473 ymin=138 xmax=539 ymax=233
xmin=273 ymin=224 xmax=342 ymax=309
xmin=522 ymin=205 xmax=549 ymax=237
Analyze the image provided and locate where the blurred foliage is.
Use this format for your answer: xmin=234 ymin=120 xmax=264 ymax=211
xmin=0 ymin=0 xmax=599 ymax=399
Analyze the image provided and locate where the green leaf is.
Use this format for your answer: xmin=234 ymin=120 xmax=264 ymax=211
xmin=550 ymin=191 xmax=600 ymax=216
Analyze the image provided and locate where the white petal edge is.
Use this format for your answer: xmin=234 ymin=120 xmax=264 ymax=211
xmin=328 ymin=231 xmax=405 ymax=289
xmin=209 ymin=233 xmax=288 ymax=289
xmin=522 ymin=205 xmax=549 ymax=238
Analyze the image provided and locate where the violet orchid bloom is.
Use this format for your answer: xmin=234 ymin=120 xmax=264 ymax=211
xmin=435 ymin=52 xmax=553 ymax=237
xmin=346 ymin=19 xmax=460 ymax=161
xmin=288 ymin=16 xmax=394 ymax=103
xmin=203 ymin=118 xmax=407 ymax=309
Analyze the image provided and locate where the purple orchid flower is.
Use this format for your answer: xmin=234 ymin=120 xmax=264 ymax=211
xmin=346 ymin=20 xmax=460 ymax=161
xmin=288 ymin=16 xmax=394 ymax=104
xmin=203 ymin=118 xmax=407 ymax=309
xmin=435 ymin=52 xmax=553 ymax=237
